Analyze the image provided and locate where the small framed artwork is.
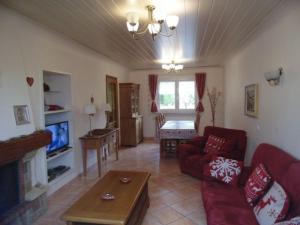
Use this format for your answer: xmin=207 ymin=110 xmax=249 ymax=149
xmin=245 ymin=84 xmax=259 ymax=117
xmin=13 ymin=105 xmax=31 ymax=125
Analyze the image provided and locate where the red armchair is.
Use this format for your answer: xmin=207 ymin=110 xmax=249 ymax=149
xmin=178 ymin=126 xmax=247 ymax=179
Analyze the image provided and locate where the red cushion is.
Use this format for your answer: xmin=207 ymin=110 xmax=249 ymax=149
xmin=254 ymin=182 xmax=289 ymax=225
xmin=204 ymin=156 xmax=243 ymax=185
xmin=204 ymin=135 xmax=226 ymax=153
xmin=244 ymin=164 xmax=272 ymax=206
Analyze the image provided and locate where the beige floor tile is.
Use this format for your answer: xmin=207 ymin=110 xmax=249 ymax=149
xmin=150 ymin=206 xmax=184 ymax=224
xmin=168 ymin=217 xmax=199 ymax=225
xmin=187 ymin=211 xmax=207 ymax=225
xmin=170 ymin=199 xmax=203 ymax=216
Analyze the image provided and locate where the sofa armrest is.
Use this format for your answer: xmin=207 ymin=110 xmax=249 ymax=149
xmin=177 ymin=143 xmax=204 ymax=161
xmin=185 ymin=136 xmax=207 ymax=148
xmin=238 ymin=166 xmax=252 ymax=187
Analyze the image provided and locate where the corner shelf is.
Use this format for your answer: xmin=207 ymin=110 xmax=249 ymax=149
xmin=44 ymin=108 xmax=71 ymax=115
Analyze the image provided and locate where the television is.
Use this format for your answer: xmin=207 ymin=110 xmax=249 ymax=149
xmin=45 ymin=121 xmax=69 ymax=155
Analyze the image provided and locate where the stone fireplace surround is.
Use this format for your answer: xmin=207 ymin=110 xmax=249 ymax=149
xmin=0 ymin=131 xmax=51 ymax=225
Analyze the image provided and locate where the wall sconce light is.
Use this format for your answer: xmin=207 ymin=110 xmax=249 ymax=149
xmin=264 ymin=67 xmax=283 ymax=86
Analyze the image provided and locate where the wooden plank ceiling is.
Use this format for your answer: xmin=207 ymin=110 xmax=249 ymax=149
xmin=0 ymin=0 xmax=283 ymax=69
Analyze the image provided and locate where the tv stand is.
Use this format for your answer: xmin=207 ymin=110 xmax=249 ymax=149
xmin=46 ymin=146 xmax=71 ymax=159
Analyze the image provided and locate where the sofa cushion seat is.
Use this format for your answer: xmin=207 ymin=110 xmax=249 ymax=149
xmin=207 ymin=206 xmax=259 ymax=225
xmin=202 ymin=181 xmax=258 ymax=225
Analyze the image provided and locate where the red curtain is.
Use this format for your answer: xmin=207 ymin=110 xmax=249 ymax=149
xmin=148 ymin=74 xmax=158 ymax=112
xmin=195 ymin=73 xmax=206 ymax=112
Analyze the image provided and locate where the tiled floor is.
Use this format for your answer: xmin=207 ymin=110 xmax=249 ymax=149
xmin=34 ymin=142 xmax=207 ymax=225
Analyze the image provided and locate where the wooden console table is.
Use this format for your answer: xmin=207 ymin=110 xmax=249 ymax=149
xmin=79 ymin=128 xmax=119 ymax=177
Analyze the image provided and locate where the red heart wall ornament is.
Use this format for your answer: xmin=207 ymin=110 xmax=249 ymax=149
xmin=26 ymin=77 xmax=34 ymax=87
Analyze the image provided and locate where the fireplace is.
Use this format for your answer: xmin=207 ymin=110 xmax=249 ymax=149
xmin=0 ymin=161 xmax=20 ymax=217
xmin=0 ymin=131 xmax=51 ymax=225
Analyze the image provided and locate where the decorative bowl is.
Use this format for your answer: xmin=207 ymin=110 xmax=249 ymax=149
xmin=101 ymin=193 xmax=115 ymax=200
xmin=120 ymin=177 xmax=131 ymax=184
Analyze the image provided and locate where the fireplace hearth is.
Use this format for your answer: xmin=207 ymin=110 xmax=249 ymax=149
xmin=0 ymin=131 xmax=51 ymax=225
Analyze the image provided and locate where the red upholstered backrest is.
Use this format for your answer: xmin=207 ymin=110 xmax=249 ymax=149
xmin=251 ymin=144 xmax=299 ymax=219
xmin=281 ymin=163 xmax=300 ymax=218
xmin=251 ymin=144 xmax=296 ymax=182
xmin=203 ymin=126 xmax=247 ymax=160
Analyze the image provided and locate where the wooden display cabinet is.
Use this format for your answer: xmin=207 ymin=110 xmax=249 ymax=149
xmin=119 ymin=83 xmax=143 ymax=146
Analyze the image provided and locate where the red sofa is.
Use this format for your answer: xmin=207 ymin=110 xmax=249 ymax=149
xmin=202 ymin=143 xmax=300 ymax=225
xmin=178 ymin=126 xmax=247 ymax=179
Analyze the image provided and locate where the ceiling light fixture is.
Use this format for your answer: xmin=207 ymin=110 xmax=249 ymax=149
xmin=162 ymin=61 xmax=184 ymax=72
xmin=126 ymin=5 xmax=179 ymax=40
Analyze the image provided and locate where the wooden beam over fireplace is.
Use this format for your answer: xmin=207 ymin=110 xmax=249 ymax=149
xmin=0 ymin=131 xmax=51 ymax=166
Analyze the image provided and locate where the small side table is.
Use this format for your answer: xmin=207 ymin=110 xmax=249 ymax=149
xmin=79 ymin=128 xmax=119 ymax=177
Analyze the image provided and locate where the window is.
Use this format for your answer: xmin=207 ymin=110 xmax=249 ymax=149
xmin=158 ymin=80 xmax=196 ymax=111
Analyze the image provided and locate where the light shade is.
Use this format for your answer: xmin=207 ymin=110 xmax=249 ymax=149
xmin=148 ymin=23 xmax=160 ymax=35
xmin=101 ymin=103 xmax=112 ymax=112
xmin=166 ymin=15 xmax=179 ymax=30
xmin=84 ymin=104 xmax=96 ymax=115
xmin=127 ymin=21 xmax=139 ymax=32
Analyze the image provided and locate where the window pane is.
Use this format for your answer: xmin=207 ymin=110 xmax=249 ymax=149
xmin=159 ymin=81 xmax=175 ymax=109
xmin=179 ymin=81 xmax=195 ymax=109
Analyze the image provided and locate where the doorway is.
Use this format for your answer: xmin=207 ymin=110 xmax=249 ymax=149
xmin=106 ymin=75 xmax=119 ymax=128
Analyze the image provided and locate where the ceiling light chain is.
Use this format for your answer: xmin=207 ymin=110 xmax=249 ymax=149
xmin=126 ymin=4 xmax=179 ymax=40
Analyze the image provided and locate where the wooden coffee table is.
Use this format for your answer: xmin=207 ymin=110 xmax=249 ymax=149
xmin=62 ymin=170 xmax=151 ymax=225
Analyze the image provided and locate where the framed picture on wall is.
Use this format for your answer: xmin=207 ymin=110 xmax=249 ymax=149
xmin=245 ymin=84 xmax=259 ymax=117
xmin=13 ymin=105 xmax=31 ymax=125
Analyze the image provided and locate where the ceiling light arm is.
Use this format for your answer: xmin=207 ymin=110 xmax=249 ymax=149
xmin=126 ymin=4 xmax=179 ymax=40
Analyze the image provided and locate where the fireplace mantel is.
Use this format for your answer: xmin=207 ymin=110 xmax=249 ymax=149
xmin=0 ymin=130 xmax=51 ymax=166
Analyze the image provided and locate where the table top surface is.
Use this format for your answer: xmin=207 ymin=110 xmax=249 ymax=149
xmin=62 ymin=170 xmax=151 ymax=225
xmin=80 ymin=128 xmax=119 ymax=139
xmin=160 ymin=120 xmax=195 ymax=130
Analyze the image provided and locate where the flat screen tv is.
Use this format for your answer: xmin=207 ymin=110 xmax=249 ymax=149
xmin=45 ymin=121 xmax=69 ymax=155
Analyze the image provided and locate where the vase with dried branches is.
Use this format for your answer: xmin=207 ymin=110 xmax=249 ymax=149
xmin=207 ymin=86 xmax=221 ymax=126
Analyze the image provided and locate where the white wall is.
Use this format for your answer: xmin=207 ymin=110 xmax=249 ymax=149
xmin=129 ymin=67 xmax=224 ymax=137
xmin=0 ymin=6 xmax=129 ymax=182
xmin=224 ymin=1 xmax=300 ymax=163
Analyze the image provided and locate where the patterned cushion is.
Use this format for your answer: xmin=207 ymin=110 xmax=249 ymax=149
xmin=204 ymin=156 xmax=243 ymax=185
xmin=204 ymin=135 xmax=226 ymax=153
xmin=274 ymin=217 xmax=300 ymax=225
xmin=254 ymin=182 xmax=289 ymax=225
xmin=245 ymin=164 xmax=272 ymax=206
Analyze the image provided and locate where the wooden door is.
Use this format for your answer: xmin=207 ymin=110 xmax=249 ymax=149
xmin=106 ymin=75 xmax=118 ymax=128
